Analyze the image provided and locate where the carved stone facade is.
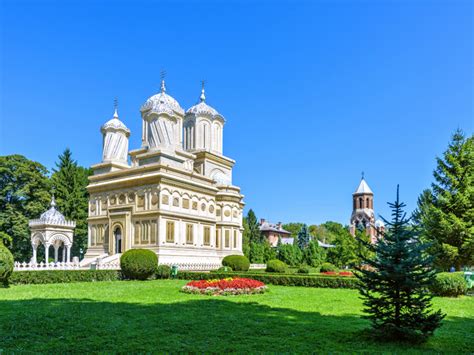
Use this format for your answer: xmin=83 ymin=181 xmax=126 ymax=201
xmin=83 ymin=81 xmax=244 ymax=267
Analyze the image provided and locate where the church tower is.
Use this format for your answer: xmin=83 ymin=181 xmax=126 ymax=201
xmin=95 ymin=105 xmax=130 ymax=174
xmin=350 ymin=176 xmax=381 ymax=242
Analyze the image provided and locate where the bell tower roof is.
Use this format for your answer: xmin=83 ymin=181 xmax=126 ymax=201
xmin=354 ymin=178 xmax=373 ymax=195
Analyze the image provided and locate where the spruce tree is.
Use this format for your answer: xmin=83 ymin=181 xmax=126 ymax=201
xmin=356 ymin=186 xmax=445 ymax=342
xmin=297 ymin=224 xmax=310 ymax=250
xmin=414 ymin=130 xmax=473 ymax=270
xmin=51 ymin=149 xmax=92 ymax=258
xmin=246 ymin=209 xmax=263 ymax=243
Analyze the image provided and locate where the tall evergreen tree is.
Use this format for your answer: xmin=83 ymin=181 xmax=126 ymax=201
xmin=297 ymin=224 xmax=310 ymax=250
xmin=241 ymin=217 xmax=251 ymax=258
xmin=246 ymin=209 xmax=263 ymax=243
xmin=51 ymin=149 xmax=92 ymax=258
xmin=0 ymin=155 xmax=51 ymax=261
xmin=357 ymin=186 xmax=445 ymax=342
xmin=414 ymin=130 xmax=473 ymax=270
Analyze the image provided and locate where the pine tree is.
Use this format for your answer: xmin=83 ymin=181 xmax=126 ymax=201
xmin=297 ymin=224 xmax=310 ymax=250
xmin=356 ymin=186 xmax=445 ymax=342
xmin=246 ymin=209 xmax=263 ymax=243
xmin=51 ymin=149 xmax=92 ymax=258
xmin=241 ymin=217 xmax=251 ymax=258
xmin=414 ymin=130 xmax=473 ymax=270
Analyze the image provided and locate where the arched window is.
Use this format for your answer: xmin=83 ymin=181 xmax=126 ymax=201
xmin=359 ymin=197 xmax=363 ymax=209
xmin=366 ymin=198 xmax=370 ymax=209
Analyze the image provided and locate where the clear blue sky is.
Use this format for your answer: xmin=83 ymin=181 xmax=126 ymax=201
xmin=1 ymin=0 xmax=472 ymax=226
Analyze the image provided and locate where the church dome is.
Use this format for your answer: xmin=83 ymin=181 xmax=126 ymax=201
xmin=39 ymin=197 xmax=66 ymax=224
xmin=101 ymin=109 xmax=130 ymax=135
xmin=186 ymin=87 xmax=224 ymax=120
xmin=140 ymin=80 xmax=184 ymax=117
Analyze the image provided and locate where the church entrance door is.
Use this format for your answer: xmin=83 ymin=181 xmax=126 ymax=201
xmin=114 ymin=226 xmax=122 ymax=254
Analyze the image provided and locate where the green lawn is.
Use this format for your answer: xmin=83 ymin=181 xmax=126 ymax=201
xmin=0 ymin=280 xmax=473 ymax=353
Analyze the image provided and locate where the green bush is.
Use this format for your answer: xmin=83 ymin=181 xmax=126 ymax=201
xmin=430 ymin=272 xmax=467 ymax=297
xmin=120 ymin=249 xmax=158 ymax=280
xmin=266 ymin=259 xmax=288 ymax=273
xmin=297 ymin=265 xmax=310 ymax=274
xmin=156 ymin=265 xmax=171 ymax=279
xmin=177 ymin=271 xmax=359 ymax=289
xmin=222 ymin=255 xmax=250 ymax=271
xmin=0 ymin=242 xmax=14 ymax=287
xmin=320 ymin=262 xmax=338 ymax=273
xmin=10 ymin=270 xmax=121 ymax=285
xmin=217 ymin=266 xmax=233 ymax=272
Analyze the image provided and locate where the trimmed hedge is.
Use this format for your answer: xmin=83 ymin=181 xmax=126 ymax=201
xmin=430 ymin=272 xmax=468 ymax=297
xmin=156 ymin=265 xmax=171 ymax=279
xmin=10 ymin=270 xmax=121 ymax=285
xmin=178 ymin=271 xmax=360 ymax=289
xmin=222 ymin=255 xmax=250 ymax=271
xmin=266 ymin=259 xmax=288 ymax=273
xmin=217 ymin=266 xmax=233 ymax=272
xmin=297 ymin=266 xmax=310 ymax=274
xmin=120 ymin=249 xmax=158 ymax=280
xmin=0 ymin=243 xmax=14 ymax=287
xmin=320 ymin=262 xmax=338 ymax=273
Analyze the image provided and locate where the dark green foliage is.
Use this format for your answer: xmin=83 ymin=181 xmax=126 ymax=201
xmin=120 ymin=249 xmax=158 ymax=280
xmin=156 ymin=265 xmax=171 ymax=279
xmin=320 ymin=262 xmax=338 ymax=272
xmin=357 ymin=186 xmax=445 ymax=342
xmin=249 ymin=241 xmax=264 ymax=263
xmin=430 ymin=272 xmax=468 ymax=297
xmin=9 ymin=270 xmax=121 ymax=284
xmin=266 ymin=259 xmax=288 ymax=273
xmin=222 ymin=254 xmax=250 ymax=271
xmin=0 ymin=155 xmax=51 ymax=261
xmin=297 ymin=224 xmax=311 ymax=250
xmin=0 ymin=241 xmax=14 ymax=286
xmin=217 ymin=266 xmax=233 ymax=272
xmin=246 ymin=209 xmax=264 ymax=243
xmin=277 ymin=243 xmax=303 ymax=266
xmin=178 ymin=271 xmax=359 ymax=289
xmin=303 ymin=239 xmax=326 ymax=267
xmin=241 ymin=217 xmax=251 ymax=258
xmin=282 ymin=222 xmax=305 ymax=238
xmin=263 ymin=240 xmax=276 ymax=262
xmin=297 ymin=265 xmax=310 ymax=274
xmin=52 ymin=149 xmax=92 ymax=259
xmin=414 ymin=130 xmax=473 ymax=270
xmin=324 ymin=222 xmax=359 ymax=268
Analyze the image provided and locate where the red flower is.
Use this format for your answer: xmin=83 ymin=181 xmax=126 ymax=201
xmin=185 ymin=278 xmax=265 ymax=290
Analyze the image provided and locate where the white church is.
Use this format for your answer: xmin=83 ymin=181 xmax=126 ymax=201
xmin=82 ymin=81 xmax=245 ymax=269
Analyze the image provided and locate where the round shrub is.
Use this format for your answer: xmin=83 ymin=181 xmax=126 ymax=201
xmin=222 ymin=255 xmax=250 ymax=271
xmin=217 ymin=266 xmax=233 ymax=272
xmin=266 ymin=259 xmax=288 ymax=273
xmin=0 ymin=242 xmax=14 ymax=287
xmin=297 ymin=265 xmax=310 ymax=274
xmin=430 ymin=272 xmax=467 ymax=297
xmin=120 ymin=249 xmax=158 ymax=280
xmin=320 ymin=262 xmax=338 ymax=273
xmin=156 ymin=264 xmax=171 ymax=279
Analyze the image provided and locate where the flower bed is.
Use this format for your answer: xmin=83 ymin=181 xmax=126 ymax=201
xmin=321 ymin=271 xmax=354 ymax=277
xmin=181 ymin=277 xmax=268 ymax=296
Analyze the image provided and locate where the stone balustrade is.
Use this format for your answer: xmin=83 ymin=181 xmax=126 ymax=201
xmin=14 ymin=261 xmax=81 ymax=271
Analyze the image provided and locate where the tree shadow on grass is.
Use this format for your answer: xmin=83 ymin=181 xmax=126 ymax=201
xmin=0 ymin=297 xmax=472 ymax=353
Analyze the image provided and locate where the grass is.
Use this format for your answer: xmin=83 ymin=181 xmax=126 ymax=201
xmin=0 ymin=280 xmax=473 ymax=353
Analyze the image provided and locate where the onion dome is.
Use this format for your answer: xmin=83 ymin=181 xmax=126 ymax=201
xmin=101 ymin=108 xmax=130 ymax=136
xmin=186 ymin=86 xmax=225 ymax=120
xmin=140 ymin=80 xmax=185 ymax=116
xmin=39 ymin=197 xmax=66 ymax=224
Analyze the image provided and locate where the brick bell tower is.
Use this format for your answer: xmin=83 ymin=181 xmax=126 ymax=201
xmin=350 ymin=174 xmax=378 ymax=243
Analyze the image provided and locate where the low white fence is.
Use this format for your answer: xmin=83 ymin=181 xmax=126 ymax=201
xmin=249 ymin=264 xmax=266 ymax=270
xmin=14 ymin=261 xmax=81 ymax=271
xmin=160 ymin=262 xmax=221 ymax=271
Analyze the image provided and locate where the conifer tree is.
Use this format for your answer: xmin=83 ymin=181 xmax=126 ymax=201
xmin=356 ymin=186 xmax=445 ymax=342
xmin=51 ymin=149 xmax=92 ymax=258
xmin=414 ymin=130 xmax=473 ymax=269
xmin=246 ymin=209 xmax=263 ymax=243
xmin=297 ymin=224 xmax=310 ymax=250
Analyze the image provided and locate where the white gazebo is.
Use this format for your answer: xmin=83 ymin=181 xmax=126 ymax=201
xmin=29 ymin=197 xmax=76 ymax=263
